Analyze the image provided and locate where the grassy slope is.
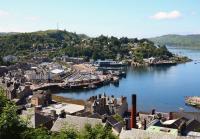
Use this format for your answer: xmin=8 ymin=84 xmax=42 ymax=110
xmin=150 ymin=34 xmax=200 ymax=48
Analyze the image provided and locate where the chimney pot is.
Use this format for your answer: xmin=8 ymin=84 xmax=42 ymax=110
xmin=169 ymin=112 xmax=173 ymax=120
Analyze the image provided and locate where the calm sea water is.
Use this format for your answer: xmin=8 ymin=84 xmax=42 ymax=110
xmin=57 ymin=46 xmax=200 ymax=112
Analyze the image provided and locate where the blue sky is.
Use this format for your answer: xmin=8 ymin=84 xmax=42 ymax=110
xmin=0 ymin=0 xmax=199 ymax=38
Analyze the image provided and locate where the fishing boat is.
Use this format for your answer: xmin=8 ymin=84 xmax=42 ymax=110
xmin=111 ymin=76 xmax=119 ymax=86
xmin=88 ymin=83 xmax=97 ymax=89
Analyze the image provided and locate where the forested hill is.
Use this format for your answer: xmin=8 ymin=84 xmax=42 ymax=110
xmin=150 ymin=34 xmax=200 ymax=48
xmin=0 ymin=30 xmax=172 ymax=62
xmin=0 ymin=32 xmax=19 ymax=36
xmin=0 ymin=30 xmax=86 ymax=57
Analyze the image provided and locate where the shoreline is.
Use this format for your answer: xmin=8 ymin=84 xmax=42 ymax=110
xmin=185 ymin=96 xmax=200 ymax=109
xmin=30 ymin=57 xmax=191 ymax=92
xmin=130 ymin=56 xmax=192 ymax=67
xmin=52 ymin=94 xmax=85 ymax=106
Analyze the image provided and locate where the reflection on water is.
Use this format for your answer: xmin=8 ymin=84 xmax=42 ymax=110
xmin=167 ymin=45 xmax=200 ymax=60
xmin=132 ymin=65 xmax=175 ymax=75
xmin=57 ymin=46 xmax=200 ymax=112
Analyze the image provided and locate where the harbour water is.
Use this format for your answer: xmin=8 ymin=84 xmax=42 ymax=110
xmin=57 ymin=46 xmax=200 ymax=112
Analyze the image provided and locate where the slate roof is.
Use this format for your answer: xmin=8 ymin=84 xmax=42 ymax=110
xmin=161 ymin=117 xmax=200 ymax=132
xmin=34 ymin=112 xmax=53 ymax=128
xmin=185 ymin=119 xmax=200 ymax=132
xmin=106 ymin=116 xmax=123 ymax=133
xmin=172 ymin=112 xmax=200 ymax=122
xmin=120 ymin=129 xmax=194 ymax=139
xmin=20 ymin=108 xmax=53 ymax=128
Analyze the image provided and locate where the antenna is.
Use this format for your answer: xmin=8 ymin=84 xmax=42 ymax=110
xmin=57 ymin=22 xmax=59 ymax=31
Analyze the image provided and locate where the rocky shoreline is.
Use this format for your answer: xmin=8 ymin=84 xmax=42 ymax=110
xmin=130 ymin=56 xmax=192 ymax=67
xmin=185 ymin=96 xmax=200 ymax=108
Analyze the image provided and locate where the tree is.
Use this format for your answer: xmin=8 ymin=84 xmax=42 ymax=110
xmin=22 ymin=128 xmax=51 ymax=139
xmin=79 ymin=124 xmax=118 ymax=139
xmin=92 ymin=51 xmax=99 ymax=60
xmin=0 ymin=88 xmax=26 ymax=139
xmin=113 ymin=114 xmax=125 ymax=125
xmin=0 ymin=88 xmax=7 ymax=113
xmin=52 ymin=128 xmax=78 ymax=139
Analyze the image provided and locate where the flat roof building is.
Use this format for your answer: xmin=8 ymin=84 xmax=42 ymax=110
xmin=42 ymin=103 xmax=85 ymax=115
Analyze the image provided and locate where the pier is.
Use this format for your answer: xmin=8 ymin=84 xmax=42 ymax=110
xmin=31 ymin=83 xmax=66 ymax=91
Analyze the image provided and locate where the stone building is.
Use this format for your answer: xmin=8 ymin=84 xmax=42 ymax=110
xmin=3 ymin=80 xmax=32 ymax=103
xmin=20 ymin=108 xmax=54 ymax=129
xmin=31 ymin=90 xmax=52 ymax=106
xmin=89 ymin=93 xmax=128 ymax=117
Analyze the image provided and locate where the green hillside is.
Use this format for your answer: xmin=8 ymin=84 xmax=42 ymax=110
xmin=150 ymin=34 xmax=200 ymax=48
xmin=0 ymin=30 xmax=173 ymax=64
xmin=0 ymin=32 xmax=19 ymax=36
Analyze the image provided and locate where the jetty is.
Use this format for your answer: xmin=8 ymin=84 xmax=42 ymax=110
xmin=30 ymin=71 xmax=113 ymax=90
xmin=31 ymin=83 xmax=66 ymax=91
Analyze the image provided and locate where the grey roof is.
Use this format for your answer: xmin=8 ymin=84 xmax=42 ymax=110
xmin=34 ymin=112 xmax=53 ymax=128
xmin=172 ymin=112 xmax=200 ymax=122
xmin=107 ymin=116 xmax=119 ymax=126
xmin=185 ymin=119 xmax=200 ymax=132
xmin=51 ymin=115 xmax=103 ymax=132
xmin=119 ymin=129 xmax=196 ymax=139
xmin=77 ymin=112 xmax=102 ymax=119
xmin=106 ymin=116 xmax=123 ymax=133
xmin=21 ymin=108 xmax=53 ymax=128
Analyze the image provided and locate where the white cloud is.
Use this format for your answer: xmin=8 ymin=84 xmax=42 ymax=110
xmin=0 ymin=10 xmax=9 ymax=17
xmin=150 ymin=10 xmax=181 ymax=20
xmin=25 ymin=16 xmax=40 ymax=21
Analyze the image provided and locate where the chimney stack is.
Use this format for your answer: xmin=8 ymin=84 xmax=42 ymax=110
xmin=50 ymin=110 xmax=57 ymax=118
xmin=131 ymin=94 xmax=137 ymax=129
xmin=151 ymin=109 xmax=155 ymax=115
xmin=124 ymin=118 xmax=130 ymax=130
xmin=169 ymin=112 xmax=173 ymax=120
xmin=143 ymin=119 xmax=147 ymax=130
